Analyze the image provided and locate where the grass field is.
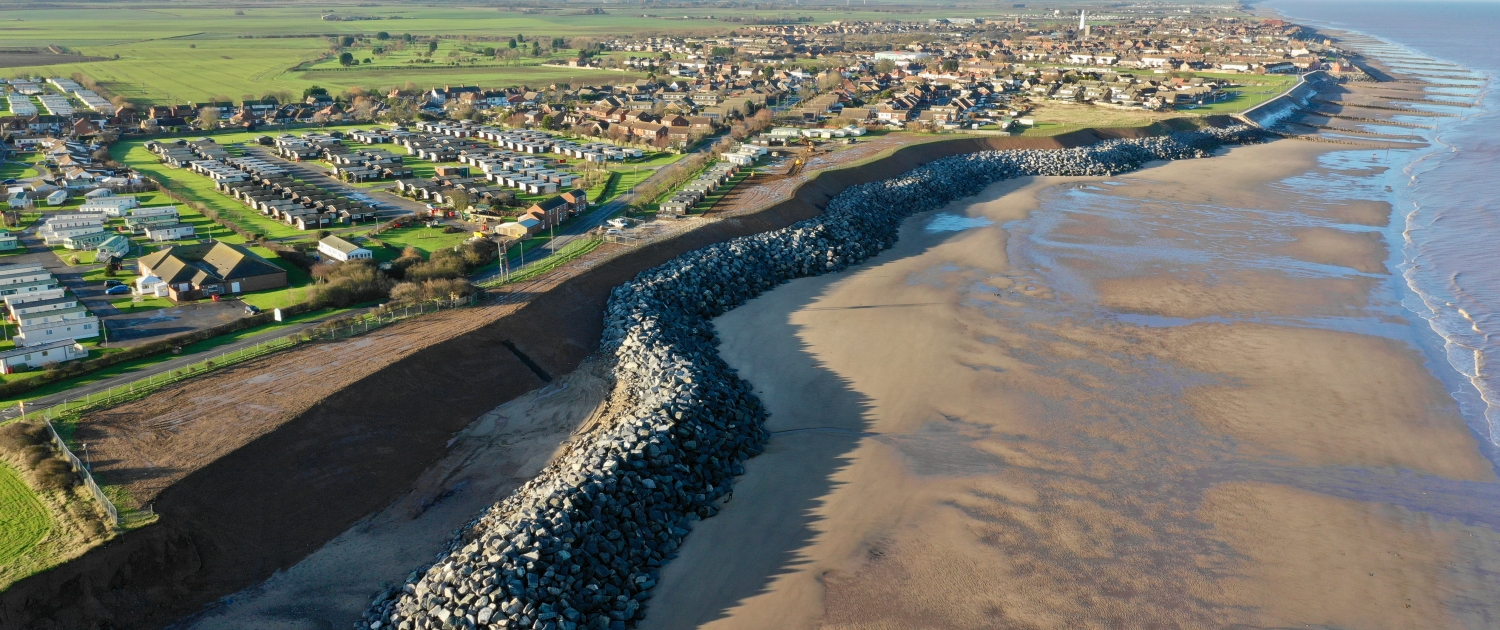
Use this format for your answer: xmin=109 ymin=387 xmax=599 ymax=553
xmin=1185 ymin=72 xmax=1300 ymax=114
xmin=0 ymin=153 xmax=44 ymax=180
xmin=0 ymin=462 xmax=50 ymax=575
xmin=0 ymin=2 xmax=980 ymax=105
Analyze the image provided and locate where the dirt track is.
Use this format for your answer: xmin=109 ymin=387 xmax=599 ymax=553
xmin=0 ymin=126 xmax=1220 ymax=630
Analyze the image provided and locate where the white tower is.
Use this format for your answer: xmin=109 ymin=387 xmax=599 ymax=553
xmin=1079 ymin=10 xmax=1087 ymax=31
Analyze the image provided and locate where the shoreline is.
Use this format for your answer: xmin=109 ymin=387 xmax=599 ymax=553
xmin=648 ymin=135 xmax=1500 ymax=627
xmin=1261 ymin=4 xmax=1500 ymax=457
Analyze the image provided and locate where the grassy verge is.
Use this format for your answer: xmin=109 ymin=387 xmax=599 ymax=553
xmin=0 ymin=462 xmax=50 ymax=578
xmin=0 ymin=454 xmax=111 ymax=591
xmin=0 ymin=305 xmax=361 ymax=408
xmin=487 ymin=236 xmax=602 ymax=286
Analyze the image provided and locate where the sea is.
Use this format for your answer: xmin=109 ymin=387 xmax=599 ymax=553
xmin=1263 ymin=1 xmax=1500 ymax=450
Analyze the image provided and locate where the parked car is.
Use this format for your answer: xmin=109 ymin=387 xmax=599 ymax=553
xmin=244 ymin=305 xmax=262 ymax=315
xmin=104 ymin=285 xmax=131 ymax=295
xmin=103 ymin=279 xmax=125 ymax=288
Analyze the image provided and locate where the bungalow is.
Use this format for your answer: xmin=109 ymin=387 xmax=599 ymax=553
xmin=317 ymin=235 xmax=373 ymax=262
xmin=45 ymin=189 xmax=68 ymax=206
xmin=0 ymin=234 xmax=16 ymax=251
xmin=137 ymin=242 xmax=288 ymax=302
xmin=143 ymin=223 xmax=196 ymax=242
xmin=0 ymin=339 xmax=88 ymax=374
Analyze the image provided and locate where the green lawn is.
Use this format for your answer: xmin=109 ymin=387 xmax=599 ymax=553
xmin=364 ymin=224 xmax=473 ymax=258
xmin=0 ymin=153 xmax=43 ymax=180
xmin=109 ymin=141 xmax=306 ymax=240
xmin=0 ymin=462 xmax=50 ymax=575
xmin=1188 ymin=75 xmax=1301 ymax=114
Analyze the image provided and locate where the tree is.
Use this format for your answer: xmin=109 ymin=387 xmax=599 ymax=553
xmin=874 ymin=59 xmax=896 ymax=74
xmin=428 ymin=40 xmax=438 ymax=53
xmin=941 ymin=58 xmax=960 ymax=73
xmin=517 ymin=33 xmax=525 ymax=43
xmin=304 ymin=85 xmax=329 ymax=99
xmin=448 ymin=189 xmax=472 ymax=214
xmin=198 ymin=106 xmax=219 ymax=130
xmin=552 ymin=37 xmax=566 ymax=49
xmin=339 ymin=52 xmax=355 ymax=67
xmin=376 ymin=31 xmax=390 ymax=40
xmin=508 ymin=38 xmax=518 ymax=49
xmin=341 ymin=36 xmax=355 ymax=47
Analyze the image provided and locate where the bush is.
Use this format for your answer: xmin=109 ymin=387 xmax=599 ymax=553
xmin=404 ymin=254 xmax=465 ymax=283
xmin=33 ymin=458 xmax=76 ymax=491
xmin=390 ymin=278 xmax=475 ymax=303
xmin=0 ymin=422 xmax=47 ymax=454
xmin=20 ymin=444 xmax=51 ymax=469
xmin=307 ymin=260 xmax=394 ymax=308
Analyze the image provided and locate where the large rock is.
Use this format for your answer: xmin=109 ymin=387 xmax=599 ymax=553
xmin=360 ymin=126 xmax=1268 ymax=630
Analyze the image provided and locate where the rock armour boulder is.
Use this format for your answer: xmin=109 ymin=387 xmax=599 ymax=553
xmin=359 ymin=126 xmax=1266 ymax=630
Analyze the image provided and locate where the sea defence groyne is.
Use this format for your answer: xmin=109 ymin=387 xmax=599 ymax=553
xmin=1239 ymin=71 xmax=1331 ymax=129
xmin=362 ymin=125 xmax=1268 ymax=630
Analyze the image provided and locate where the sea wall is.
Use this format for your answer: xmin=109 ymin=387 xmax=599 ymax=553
xmin=363 ymin=126 xmax=1268 ymax=630
xmin=1240 ymin=71 xmax=1330 ymax=128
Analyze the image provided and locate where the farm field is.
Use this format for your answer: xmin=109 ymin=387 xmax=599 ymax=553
xmin=0 ymin=4 xmax=873 ymax=104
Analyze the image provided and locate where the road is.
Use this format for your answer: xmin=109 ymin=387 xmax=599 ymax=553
xmin=0 ymin=306 xmax=364 ymax=421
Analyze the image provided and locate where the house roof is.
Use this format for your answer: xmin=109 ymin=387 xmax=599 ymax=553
xmin=138 ymin=242 xmax=284 ymax=286
xmin=319 ymin=235 xmax=366 ymax=255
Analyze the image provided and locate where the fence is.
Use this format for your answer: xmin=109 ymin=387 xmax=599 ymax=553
xmin=40 ymin=417 xmax=119 ymax=528
xmin=9 ymin=294 xmax=480 ymax=527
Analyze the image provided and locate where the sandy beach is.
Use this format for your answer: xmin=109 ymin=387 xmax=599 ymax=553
xmin=642 ymin=139 xmax=1500 ymax=629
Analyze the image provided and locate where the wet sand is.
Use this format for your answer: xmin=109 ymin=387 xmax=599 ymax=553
xmin=643 ymin=140 xmax=1500 ymax=629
